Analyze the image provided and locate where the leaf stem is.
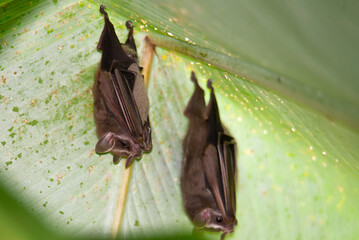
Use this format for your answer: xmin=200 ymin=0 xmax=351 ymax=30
xmin=111 ymin=166 xmax=132 ymax=238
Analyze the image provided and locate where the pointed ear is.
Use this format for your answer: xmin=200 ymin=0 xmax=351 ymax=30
xmin=193 ymin=208 xmax=210 ymax=228
xmin=95 ymin=132 xmax=116 ymax=153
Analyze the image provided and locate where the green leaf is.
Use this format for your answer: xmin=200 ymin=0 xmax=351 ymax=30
xmin=98 ymin=0 xmax=359 ymax=131
xmin=0 ymin=0 xmax=358 ymax=240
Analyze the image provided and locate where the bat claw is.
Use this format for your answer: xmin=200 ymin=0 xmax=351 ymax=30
xmin=99 ymin=5 xmax=107 ymax=15
xmin=99 ymin=4 xmax=110 ymax=22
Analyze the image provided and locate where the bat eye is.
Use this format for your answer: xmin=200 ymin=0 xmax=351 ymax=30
xmin=216 ymin=216 xmax=223 ymax=223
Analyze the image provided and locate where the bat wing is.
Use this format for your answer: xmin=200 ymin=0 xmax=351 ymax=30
xmin=202 ymin=79 xmax=237 ymax=223
xmin=98 ymin=69 xmax=143 ymax=142
xmin=217 ymin=132 xmax=237 ymax=220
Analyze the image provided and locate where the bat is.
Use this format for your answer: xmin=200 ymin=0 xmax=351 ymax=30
xmin=92 ymin=5 xmax=152 ymax=167
xmin=181 ymin=72 xmax=237 ymax=240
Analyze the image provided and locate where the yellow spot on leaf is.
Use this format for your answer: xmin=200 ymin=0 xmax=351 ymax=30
xmin=308 ymin=215 xmax=316 ymax=222
xmin=337 ymin=186 xmax=344 ymax=193
xmin=243 ymin=148 xmax=255 ymax=155
xmin=56 ymin=174 xmax=64 ymax=181
xmin=1 ymin=75 xmax=6 ymax=84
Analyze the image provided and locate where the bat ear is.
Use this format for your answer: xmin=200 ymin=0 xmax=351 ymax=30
xmin=193 ymin=208 xmax=211 ymax=228
xmin=95 ymin=132 xmax=116 ymax=153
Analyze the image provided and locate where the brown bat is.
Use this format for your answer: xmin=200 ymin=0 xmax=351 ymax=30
xmin=93 ymin=5 xmax=152 ymax=167
xmin=181 ymin=72 xmax=237 ymax=240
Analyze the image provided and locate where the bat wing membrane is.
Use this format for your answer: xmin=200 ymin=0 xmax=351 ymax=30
xmin=203 ymin=79 xmax=237 ymax=223
xmin=202 ymin=133 xmax=237 ymax=223
xmin=218 ymin=133 xmax=237 ymax=220
xmin=113 ymin=69 xmax=143 ymax=139
xmin=202 ymin=144 xmax=227 ymax=219
xmin=98 ymin=69 xmax=143 ymax=141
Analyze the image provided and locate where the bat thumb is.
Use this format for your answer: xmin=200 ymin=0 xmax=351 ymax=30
xmin=125 ymin=155 xmax=136 ymax=168
xmin=220 ymin=232 xmax=227 ymax=240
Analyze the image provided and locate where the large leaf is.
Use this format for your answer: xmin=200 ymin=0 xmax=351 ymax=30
xmin=0 ymin=0 xmax=358 ymax=240
xmin=97 ymin=0 xmax=359 ymax=131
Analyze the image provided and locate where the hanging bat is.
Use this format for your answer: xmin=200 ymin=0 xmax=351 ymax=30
xmin=181 ymin=72 xmax=237 ymax=240
xmin=92 ymin=5 xmax=152 ymax=167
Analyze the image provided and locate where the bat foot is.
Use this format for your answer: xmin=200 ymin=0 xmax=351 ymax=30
xmin=99 ymin=5 xmax=106 ymax=15
xmin=126 ymin=21 xmax=134 ymax=30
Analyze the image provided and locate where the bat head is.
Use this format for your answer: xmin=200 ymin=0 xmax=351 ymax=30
xmin=95 ymin=132 xmax=142 ymax=166
xmin=194 ymin=208 xmax=236 ymax=235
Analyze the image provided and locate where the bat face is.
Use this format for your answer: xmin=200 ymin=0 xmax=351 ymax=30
xmin=181 ymin=72 xmax=237 ymax=240
xmin=194 ymin=208 xmax=235 ymax=233
xmin=93 ymin=5 xmax=152 ymax=167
